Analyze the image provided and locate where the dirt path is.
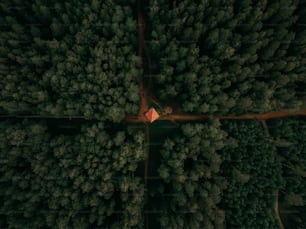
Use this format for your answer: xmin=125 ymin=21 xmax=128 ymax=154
xmin=142 ymin=27 xmax=153 ymax=96
xmin=144 ymin=124 xmax=150 ymax=188
xmin=126 ymin=109 xmax=306 ymax=122
xmin=137 ymin=0 xmax=150 ymax=123
xmin=274 ymin=190 xmax=285 ymax=229
xmin=262 ymin=121 xmax=285 ymax=229
xmin=0 ymin=115 xmax=88 ymax=119
xmin=144 ymin=123 xmax=150 ymax=229
xmin=137 ymin=1 xmax=150 ymax=228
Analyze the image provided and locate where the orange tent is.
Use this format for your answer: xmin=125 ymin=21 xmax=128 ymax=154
xmin=145 ymin=108 xmax=160 ymax=123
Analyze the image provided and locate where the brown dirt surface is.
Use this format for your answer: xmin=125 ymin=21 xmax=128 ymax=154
xmin=126 ymin=109 xmax=306 ymax=123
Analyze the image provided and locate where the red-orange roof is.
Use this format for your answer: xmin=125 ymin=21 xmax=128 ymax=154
xmin=145 ymin=108 xmax=160 ymax=123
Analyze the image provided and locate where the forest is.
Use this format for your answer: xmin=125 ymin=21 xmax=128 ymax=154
xmin=0 ymin=0 xmax=306 ymax=228
xmin=147 ymin=0 xmax=306 ymax=114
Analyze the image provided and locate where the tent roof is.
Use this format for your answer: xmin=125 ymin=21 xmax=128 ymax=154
xmin=145 ymin=108 xmax=160 ymax=123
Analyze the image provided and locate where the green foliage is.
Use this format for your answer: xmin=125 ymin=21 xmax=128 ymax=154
xmin=219 ymin=120 xmax=283 ymax=229
xmin=1 ymin=0 xmax=306 ymax=228
xmin=268 ymin=118 xmax=306 ymax=227
xmin=152 ymin=120 xmax=230 ymax=229
xmin=148 ymin=0 xmax=306 ymax=114
xmin=284 ymin=194 xmax=304 ymax=206
xmin=0 ymin=121 xmax=145 ymax=228
xmin=0 ymin=1 xmax=140 ymax=122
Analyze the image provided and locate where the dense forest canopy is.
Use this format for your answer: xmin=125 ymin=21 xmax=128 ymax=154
xmin=0 ymin=0 xmax=140 ymax=122
xmin=148 ymin=0 xmax=306 ymax=114
xmin=219 ymin=120 xmax=283 ymax=228
xmin=0 ymin=121 xmax=145 ymax=228
xmin=1 ymin=119 xmax=305 ymax=228
xmin=0 ymin=0 xmax=306 ymax=228
xmin=268 ymin=118 xmax=306 ymax=228
xmin=150 ymin=121 xmax=229 ymax=229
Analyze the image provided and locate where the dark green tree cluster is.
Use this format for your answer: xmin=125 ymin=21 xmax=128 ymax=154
xmin=268 ymin=118 xmax=306 ymax=228
xmin=0 ymin=120 xmax=145 ymax=228
xmin=148 ymin=0 xmax=306 ymax=114
xmin=219 ymin=120 xmax=283 ymax=228
xmin=0 ymin=0 xmax=140 ymax=121
xmin=150 ymin=120 xmax=230 ymax=228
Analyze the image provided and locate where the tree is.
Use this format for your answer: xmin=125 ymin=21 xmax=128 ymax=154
xmin=219 ymin=120 xmax=283 ymax=228
xmin=148 ymin=0 xmax=305 ymax=115
xmin=268 ymin=118 xmax=306 ymax=227
xmin=0 ymin=0 xmax=140 ymax=121
xmin=0 ymin=121 xmax=145 ymax=228
xmin=151 ymin=120 xmax=230 ymax=228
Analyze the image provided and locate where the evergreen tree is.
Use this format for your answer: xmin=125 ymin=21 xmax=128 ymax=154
xmin=219 ymin=120 xmax=283 ymax=228
xmin=148 ymin=0 xmax=306 ymax=115
xmin=268 ymin=118 xmax=306 ymax=228
xmin=151 ymin=120 xmax=230 ymax=228
xmin=0 ymin=0 xmax=140 ymax=121
xmin=0 ymin=121 xmax=145 ymax=228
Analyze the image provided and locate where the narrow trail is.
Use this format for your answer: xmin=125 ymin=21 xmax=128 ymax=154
xmin=0 ymin=115 xmax=87 ymax=119
xmin=137 ymin=0 xmax=150 ymax=123
xmin=137 ymin=1 xmax=150 ymax=228
xmin=4 ymin=108 xmax=306 ymax=122
xmin=274 ymin=190 xmax=285 ymax=229
xmin=144 ymin=124 xmax=150 ymax=188
xmin=261 ymin=121 xmax=285 ymax=229
xmin=144 ymin=123 xmax=150 ymax=229
xmin=126 ymin=109 xmax=306 ymax=123
xmin=142 ymin=27 xmax=153 ymax=97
